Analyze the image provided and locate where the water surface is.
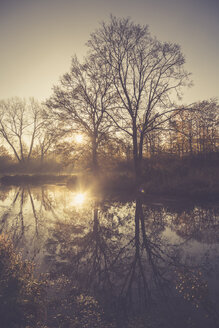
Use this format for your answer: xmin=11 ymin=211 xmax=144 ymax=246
xmin=0 ymin=184 xmax=218 ymax=327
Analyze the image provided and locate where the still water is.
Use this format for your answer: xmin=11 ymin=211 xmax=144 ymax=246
xmin=0 ymin=184 xmax=218 ymax=327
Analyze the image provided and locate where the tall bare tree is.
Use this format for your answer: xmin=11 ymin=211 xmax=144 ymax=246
xmin=46 ymin=55 xmax=115 ymax=173
xmin=87 ymin=16 xmax=191 ymax=185
xmin=0 ymin=98 xmax=44 ymax=163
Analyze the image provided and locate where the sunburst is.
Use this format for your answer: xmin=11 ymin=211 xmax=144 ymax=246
xmin=73 ymin=192 xmax=86 ymax=206
xmin=75 ymin=134 xmax=83 ymax=143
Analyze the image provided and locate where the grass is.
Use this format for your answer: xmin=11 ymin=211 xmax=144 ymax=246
xmin=0 ymin=174 xmax=71 ymax=186
xmin=141 ymin=155 xmax=219 ymax=201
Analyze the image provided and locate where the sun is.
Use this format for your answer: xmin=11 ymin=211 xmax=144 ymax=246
xmin=73 ymin=192 xmax=86 ymax=206
xmin=75 ymin=134 xmax=83 ymax=143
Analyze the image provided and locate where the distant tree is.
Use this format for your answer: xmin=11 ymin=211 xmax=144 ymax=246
xmin=168 ymin=108 xmax=195 ymax=156
xmin=46 ymin=55 xmax=115 ymax=174
xmin=194 ymin=100 xmax=219 ymax=154
xmin=34 ymin=117 xmax=62 ymax=164
xmin=145 ymin=129 xmax=163 ymax=157
xmin=87 ymin=16 xmax=191 ymax=186
xmin=168 ymin=99 xmax=219 ymax=156
xmin=0 ymin=98 xmax=46 ymax=163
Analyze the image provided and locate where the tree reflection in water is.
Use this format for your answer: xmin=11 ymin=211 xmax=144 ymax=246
xmin=0 ymin=185 xmax=218 ymax=326
xmin=45 ymin=194 xmax=219 ymax=328
xmin=0 ymin=185 xmax=58 ymax=265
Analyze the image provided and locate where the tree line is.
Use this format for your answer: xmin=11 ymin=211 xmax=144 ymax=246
xmin=144 ymin=100 xmax=218 ymax=157
xmin=0 ymin=16 xmax=218 ymax=183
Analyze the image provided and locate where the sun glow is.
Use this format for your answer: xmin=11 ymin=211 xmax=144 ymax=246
xmin=75 ymin=134 xmax=83 ymax=144
xmin=73 ymin=192 xmax=86 ymax=206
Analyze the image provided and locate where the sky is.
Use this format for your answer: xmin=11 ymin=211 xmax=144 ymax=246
xmin=0 ymin=0 xmax=218 ymax=105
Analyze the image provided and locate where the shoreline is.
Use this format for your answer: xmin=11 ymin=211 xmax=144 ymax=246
xmin=0 ymin=173 xmax=218 ymax=205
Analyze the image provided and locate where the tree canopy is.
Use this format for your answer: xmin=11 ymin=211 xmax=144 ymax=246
xmin=86 ymin=16 xmax=191 ymax=183
xmin=46 ymin=55 xmax=115 ymax=173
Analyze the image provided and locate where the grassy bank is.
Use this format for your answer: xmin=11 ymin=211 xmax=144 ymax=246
xmin=0 ymin=174 xmax=71 ymax=186
xmin=141 ymin=155 xmax=219 ymax=201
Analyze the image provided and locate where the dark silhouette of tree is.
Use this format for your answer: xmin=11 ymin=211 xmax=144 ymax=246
xmin=87 ymin=16 xmax=191 ymax=185
xmin=168 ymin=99 xmax=219 ymax=156
xmin=194 ymin=100 xmax=219 ymax=155
xmin=46 ymin=55 xmax=115 ymax=174
xmin=34 ymin=118 xmax=60 ymax=164
xmin=0 ymin=98 xmax=46 ymax=163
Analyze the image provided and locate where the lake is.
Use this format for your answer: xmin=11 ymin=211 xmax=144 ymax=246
xmin=0 ymin=183 xmax=218 ymax=327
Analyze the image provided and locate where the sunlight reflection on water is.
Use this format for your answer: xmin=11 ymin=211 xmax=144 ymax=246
xmin=0 ymin=184 xmax=219 ymax=327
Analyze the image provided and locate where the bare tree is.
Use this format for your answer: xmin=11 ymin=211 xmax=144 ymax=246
xmin=168 ymin=99 xmax=219 ymax=156
xmin=0 ymin=98 xmax=44 ymax=163
xmin=46 ymin=55 xmax=115 ymax=174
xmin=87 ymin=16 xmax=191 ymax=185
xmin=194 ymin=100 xmax=219 ymax=154
xmin=34 ymin=118 xmax=62 ymax=164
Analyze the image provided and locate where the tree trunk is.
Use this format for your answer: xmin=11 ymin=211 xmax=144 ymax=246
xmin=92 ymin=136 xmax=98 ymax=175
xmin=132 ymin=127 xmax=142 ymax=190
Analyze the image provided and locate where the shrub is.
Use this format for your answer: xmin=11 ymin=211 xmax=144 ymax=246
xmin=0 ymin=234 xmax=46 ymax=328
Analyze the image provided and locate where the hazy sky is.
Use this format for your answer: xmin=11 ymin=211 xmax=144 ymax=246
xmin=0 ymin=0 xmax=218 ymax=105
